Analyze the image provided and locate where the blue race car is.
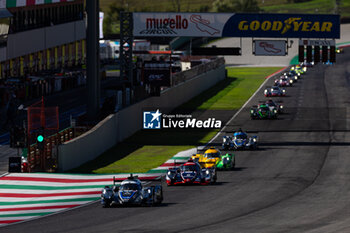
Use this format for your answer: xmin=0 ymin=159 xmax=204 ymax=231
xmin=101 ymin=174 xmax=163 ymax=207
xmin=222 ymin=129 xmax=258 ymax=150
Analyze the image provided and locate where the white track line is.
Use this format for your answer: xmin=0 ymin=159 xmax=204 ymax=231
xmin=207 ymin=67 xmax=288 ymax=145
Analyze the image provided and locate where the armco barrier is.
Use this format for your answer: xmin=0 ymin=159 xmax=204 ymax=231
xmin=58 ymin=63 xmax=226 ymax=171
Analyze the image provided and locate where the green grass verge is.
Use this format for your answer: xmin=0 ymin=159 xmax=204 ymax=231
xmin=71 ymin=67 xmax=282 ymax=174
xmin=183 ymin=67 xmax=279 ymax=110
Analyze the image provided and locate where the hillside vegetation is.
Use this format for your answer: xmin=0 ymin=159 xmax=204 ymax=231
xmin=100 ymin=0 xmax=348 ymax=34
xmin=100 ymin=0 xmax=348 ymax=16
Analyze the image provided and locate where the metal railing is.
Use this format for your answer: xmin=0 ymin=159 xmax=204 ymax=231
xmin=26 ymin=126 xmax=90 ymax=172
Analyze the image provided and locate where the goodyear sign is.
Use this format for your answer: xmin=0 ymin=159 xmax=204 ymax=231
xmin=223 ymin=13 xmax=340 ymax=38
xmin=133 ymin=13 xmax=340 ymax=39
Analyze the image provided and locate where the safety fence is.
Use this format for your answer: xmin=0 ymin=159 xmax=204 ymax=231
xmin=26 ymin=126 xmax=89 ymax=172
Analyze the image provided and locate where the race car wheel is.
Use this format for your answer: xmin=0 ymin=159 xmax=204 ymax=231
xmin=159 ymin=187 xmax=163 ymax=204
xmin=231 ymin=157 xmax=236 ymax=170
xmin=155 ymin=186 xmax=163 ymax=204
xmin=102 ymin=201 xmax=111 ymax=208
xmin=150 ymin=187 xmax=155 ymax=206
xmin=213 ymin=174 xmax=217 ymax=184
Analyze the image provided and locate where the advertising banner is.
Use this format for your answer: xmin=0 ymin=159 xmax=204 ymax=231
xmin=143 ymin=69 xmax=171 ymax=86
xmin=254 ymin=40 xmax=286 ymax=56
xmin=133 ymin=13 xmax=340 ymax=39
xmin=143 ymin=61 xmax=171 ymax=86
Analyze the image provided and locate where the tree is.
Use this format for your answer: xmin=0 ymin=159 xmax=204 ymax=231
xmin=199 ymin=5 xmax=210 ymax=12
xmin=103 ymin=2 xmax=126 ymax=35
xmin=212 ymin=0 xmax=261 ymax=13
xmin=172 ymin=0 xmax=181 ymax=12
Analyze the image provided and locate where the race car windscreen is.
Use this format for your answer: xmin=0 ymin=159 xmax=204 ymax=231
xmin=267 ymin=101 xmax=276 ymax=106
xmin=120 ymin=183 xmax=140 ymax=191
xmin=204 ymin=152 xmax=220 ymax=158
xmin=182 ymin=165 xmax=199 ymax=172
xmin=235 ymin=134 xmax=247 ymax=139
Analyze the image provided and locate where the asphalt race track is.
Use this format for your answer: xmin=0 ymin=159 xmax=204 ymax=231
xmin=3 ymin=49 xmax=350 ymax=233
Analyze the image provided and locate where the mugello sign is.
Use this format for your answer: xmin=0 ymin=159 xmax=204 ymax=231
xmin=133 ymin=13 xmax=340 ymax=39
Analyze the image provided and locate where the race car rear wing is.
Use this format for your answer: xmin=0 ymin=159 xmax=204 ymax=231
xmin=112 ymin=174 xmax=162 ymax=185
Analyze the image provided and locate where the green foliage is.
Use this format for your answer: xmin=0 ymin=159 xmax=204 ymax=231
xmin=293 ymin=0 xmax=313 ymax=2
xmin=212 ymin=0 xmax=261 ymax=13
xmin=260 ymin=0 xmax=348 ymax=16
xmin=199 ymin=4 xmax=210 ymax=12
xmin=103 ymin=2 xmax=126 ymax=35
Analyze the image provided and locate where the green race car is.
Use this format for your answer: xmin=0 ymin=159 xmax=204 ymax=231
xmin=216 ymin=153 xmax=235 ymax=170
xmin=250 ymin=104 xmax=278 ymax=119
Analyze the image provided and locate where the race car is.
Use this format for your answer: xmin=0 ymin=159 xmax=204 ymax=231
xmin=101 ymin=174 xmax=163 ymax=208
xmin=166 ymin=161 xmax=216 ymax=185
xmin=264 ymin=99 xmax=284 ymax=114
xmin=274 ymin=76 xmax=293 ymax=86
xmin=193 ymin=147 xmax=235 ymax=170
xmin=289 ymin=69 xmax=301 ymax=78
xmin=251 ymin=103 xmax=278 ymax=119
xmin=292 ymin=65 xmax=305 ymax=75
xmin=324 ymin=60 xmax=334 ymax=65
xmin=283 ymin=72 xmax=298 ymax=82
xmin=216 ymin=153 xmax=236 ymax=170
xmin=222 ymin=129 xmax=258 ymax=150
xmin=336 ymin=47 xmax=343 ymax=54
xmin=264 ymin=86 xmax=286 ymax=97
xmin=301 ymin=61 xmax=314 ymax=68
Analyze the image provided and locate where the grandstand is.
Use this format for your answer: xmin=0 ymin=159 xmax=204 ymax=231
xmin=0 ymin=0 xmax=85 ymax=78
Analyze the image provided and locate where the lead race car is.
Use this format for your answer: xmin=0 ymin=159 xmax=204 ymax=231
xmin=192 ymin=147 xmax=235 ymax=170
xmin=101 ymin=174 xmax=163 ymax=207
xmin=166 ymin=160 xmax=216 ymax=185
xmin=222 ymin=129 xmax=258 ymax=150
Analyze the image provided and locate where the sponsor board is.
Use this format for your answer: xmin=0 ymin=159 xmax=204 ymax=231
xmin=254 ymin=40 xmax=286 ymax=56
xmin=143 ymin=110 xmax=222 ymax=129
xmin=134 ymin=13 xmax=232 ymax=37
xmin=133 ymin=13 xmax=340 ymax=39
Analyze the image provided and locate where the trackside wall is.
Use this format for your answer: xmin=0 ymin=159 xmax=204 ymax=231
xmin=58 ymin=63 xmax=226 ymax=171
